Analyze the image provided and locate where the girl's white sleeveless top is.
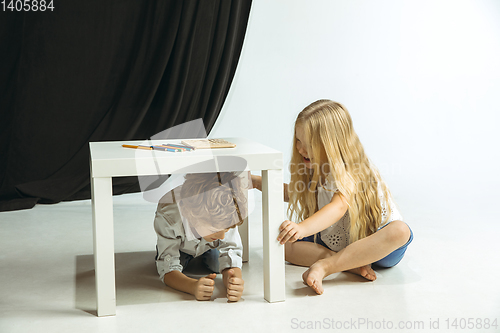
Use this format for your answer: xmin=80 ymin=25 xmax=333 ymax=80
xmin=316 ymin=175 xmax=403 ymax=252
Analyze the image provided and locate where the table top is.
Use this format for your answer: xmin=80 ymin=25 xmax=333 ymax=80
xmin=89 ymin=137 xmax=283 ymax=178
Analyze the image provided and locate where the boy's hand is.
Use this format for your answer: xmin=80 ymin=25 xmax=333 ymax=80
xmin=194 ymin=273 xmax=216 ymax=301
xmin=226 ymin=269 xmax=244 ymax=302
xmin=278 ymin=220 xmax=304 ymax=244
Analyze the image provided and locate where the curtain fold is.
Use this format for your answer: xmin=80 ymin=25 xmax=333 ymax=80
xmin=0 ymin=0 xmax=252 ymax=211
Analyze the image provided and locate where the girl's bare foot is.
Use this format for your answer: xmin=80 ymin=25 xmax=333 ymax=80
xmin=302 ymin=260 xmax=329 ymax=295
xmin=347 ymin=264 xmax=377 ymax=281
xmin=302 ymin=261 xmax=376 ymax=295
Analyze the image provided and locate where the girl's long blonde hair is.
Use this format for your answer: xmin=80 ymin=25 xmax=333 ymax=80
xmin=288 ymin=100 xmax=392 ymax=243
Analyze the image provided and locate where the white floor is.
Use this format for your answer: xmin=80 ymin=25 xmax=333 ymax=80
xmin=1 ymin=188 xmax=499 ymax=333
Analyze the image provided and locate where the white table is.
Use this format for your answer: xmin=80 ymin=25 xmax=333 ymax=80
xmin=89 ymin=137 xmax=285 ymax=316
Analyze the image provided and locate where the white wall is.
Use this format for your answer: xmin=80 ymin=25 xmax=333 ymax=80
xmin=210 ymin=0 xmax=500 ymax=222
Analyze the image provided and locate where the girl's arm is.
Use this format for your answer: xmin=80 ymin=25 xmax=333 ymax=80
xmin=251 ymin=174 xmax=289 ymax=202
xmin=277 ymin=192 xmax=348 ymax=244
xmin=163 ymin=270 xmax=216 ymax=301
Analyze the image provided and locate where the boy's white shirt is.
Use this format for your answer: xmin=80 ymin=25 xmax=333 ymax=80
xmin=154 ymin=202 xmax=243 ymax=282
xmin=154 ymin=172 xmax=249 ymax=282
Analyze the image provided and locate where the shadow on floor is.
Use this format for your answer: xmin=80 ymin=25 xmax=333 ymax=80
xmin=75 ymin=251 xmax=197 ymax=315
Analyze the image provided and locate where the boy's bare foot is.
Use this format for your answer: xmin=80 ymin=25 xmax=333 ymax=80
xmin=302 ymin=260 xmax=329 ymax=295
xmin=347 ymin=264 xmax=377 ymax=281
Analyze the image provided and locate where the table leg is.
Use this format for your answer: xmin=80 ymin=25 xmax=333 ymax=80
xmin=238 ymin=216 xmax=249 ymax=262
xmin=91 ymin=176 xmax=116 ymax=316
xmin=261 ymin=169 xmax=285 ymax=302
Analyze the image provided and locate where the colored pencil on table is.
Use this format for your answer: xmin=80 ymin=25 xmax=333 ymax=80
xmin=161 ymin=143 xmax=194 ymax=151
xmin=161 ymin=145 xmax=183 ymax=152
xmin=153 ymin=145 xmax=179 ymax=152
xmin=122 ymin=144 xmax=179 ymax=152
xmin=122 ymin=144 xmax=152 ymax=150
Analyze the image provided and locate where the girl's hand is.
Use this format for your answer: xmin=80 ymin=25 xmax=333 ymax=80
xmin=250 ymin=174 xmax=262 ymax=191
xmin=278 ymin=220 xmax=304 ymax=244
xmin=194 ymin=273 xmax=216 ymax=301
xmin=226 ymin=269 xmax=244 ymax=302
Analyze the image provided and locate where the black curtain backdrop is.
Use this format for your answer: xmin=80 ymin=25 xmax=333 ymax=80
xmin=0 ymin=0 xmax=252 ymax=212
